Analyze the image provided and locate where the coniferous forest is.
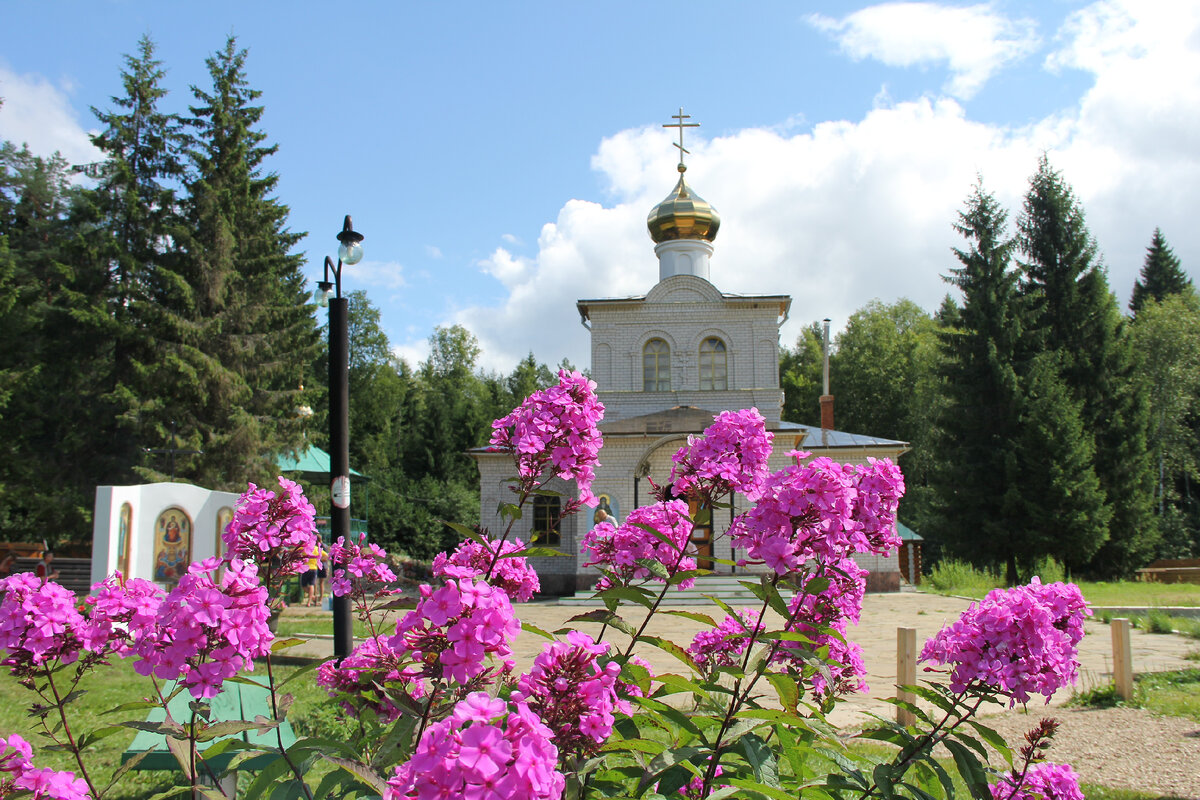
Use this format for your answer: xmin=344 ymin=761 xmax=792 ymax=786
xmin=2 ymin=38 xmax=1196 ymax=579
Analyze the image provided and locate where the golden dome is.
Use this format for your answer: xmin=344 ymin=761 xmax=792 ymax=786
xmin=646 ymin=164 xmax=720 ymax=244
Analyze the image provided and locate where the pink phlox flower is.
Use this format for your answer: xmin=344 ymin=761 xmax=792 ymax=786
xmin=1 ymin=735 xmax=88 ymax=800
xmin=991 ymin=762 xmax=1084 ymax=800
xmin=329 ymin=535 xmax=397 ymax=600
xmin=0 ymin=574 xmax=88 ymax=670
xmin=688 ymin=608 xmax=765 ymax=673
xmin=581 ymin=501 xmax=697 ymax=590
xmin=489 ymin=369 xmax=604 ymax=507
xmin=920 ymin=580 xmax=1091 ymax=706
xmin=432 ymin=537 xmax=540 ymax=603
xmin=517 ymin=632 xmax=622 ymax=759
xmin=223 ymin=477 xmax=319 ymax=577
xmin=385 ymin=694 xmax=563 ymax=800
xmin=670 ymin=408 xmax=774 ymax=502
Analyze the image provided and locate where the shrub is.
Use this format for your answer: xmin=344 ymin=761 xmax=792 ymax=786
xmin=926 ymin=558 xmax=1001 ymax=595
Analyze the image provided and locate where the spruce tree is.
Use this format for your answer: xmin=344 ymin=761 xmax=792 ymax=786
xmin=169 ymin=37 xmax=319 ymax=490
xmin=931 ymin=183 xmax=1027 ymax=579
xmin=1017 ymin=156 xmax=1157 ymax=576
xmin=1130 ymin=228 xmax=1192 ymax=315
xmin=80 ymin=35 xmax=189 ymax=483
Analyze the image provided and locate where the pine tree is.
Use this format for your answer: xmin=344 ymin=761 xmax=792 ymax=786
xmin=930 ymin=183 xmax=1027 ymax=578
xmin=1017 ymin=156 xmax=1157 ymax=576
xmin=1130 ymin=228 xmax=1192 ymax=314
xmin=167 ymin=36 xmax=319 ymax=490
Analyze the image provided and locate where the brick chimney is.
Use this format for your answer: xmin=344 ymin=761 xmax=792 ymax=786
xmin=820 ymin=394 xmax=835 ymax=431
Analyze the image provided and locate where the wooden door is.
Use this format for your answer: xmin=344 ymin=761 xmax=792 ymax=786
xmin=688 ymin=499 xmax=713 ymax=570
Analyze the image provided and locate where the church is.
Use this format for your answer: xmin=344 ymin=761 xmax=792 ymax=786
xmin=472 ymin=115 xmax=907 ymax=596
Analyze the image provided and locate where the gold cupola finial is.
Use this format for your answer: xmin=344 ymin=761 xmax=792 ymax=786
xmin=647 ymin=108 xmax=720 ymax=244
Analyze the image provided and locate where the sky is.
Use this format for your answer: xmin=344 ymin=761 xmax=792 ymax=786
xmin=3 ymin=1 xmax=1198 ymax=374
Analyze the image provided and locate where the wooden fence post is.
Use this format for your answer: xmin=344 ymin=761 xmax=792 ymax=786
xmin=897 ymin=627 xmax=917 ymax=726
xmin=1112 ymin=618 xmax=1134 ymax=701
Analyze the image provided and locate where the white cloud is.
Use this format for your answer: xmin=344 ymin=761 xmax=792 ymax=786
xmin=0 ymin=65 xmax=103 ymax=166
xmin=809 ymin=2 xmax=1040 ymax=99
xmin=343 ymin=259 xmax=407 ymax=291
xmin=425 ymin=245 xmax=443 ymax=259
xmin=500 ymin=233 xmax=522 ymax=245
xmin=458 ymin=2 xmax=1200 ymax=375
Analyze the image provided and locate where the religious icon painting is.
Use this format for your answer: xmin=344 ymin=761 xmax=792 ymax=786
xmin=153 ymin=506 xmax=192 ymax=585
xmin=592 ymin=493 xmax=619 ymax=527
xmin=215 ymin=507 xmax=233 ymax=561
xmin=117 ymin=502 xmax=132 ymax=578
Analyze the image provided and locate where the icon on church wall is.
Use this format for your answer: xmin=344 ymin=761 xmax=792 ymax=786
xmin=153 ymin=507 xmax=192 ymax=584
xmin=117 ymin=503 xmax=132 ymax=577
xmin=215 ymin=507 xmax=233 ymax=560
xmin=593 ymin=494 xmax=619 ymax=527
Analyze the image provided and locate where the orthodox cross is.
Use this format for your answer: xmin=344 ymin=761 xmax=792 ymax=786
xmin=663 ymin=107 xmax=700 ymax=167
xmin=144 ymin=421 xmax=203 ymax=482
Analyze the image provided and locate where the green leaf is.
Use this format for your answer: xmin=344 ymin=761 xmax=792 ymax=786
xmin=944 ymin=739 xmax=992 ymax=800
xmin=634 ymin=558 xmax=671 ymax=580
xmin=597 ymin=586 xmax=656 ymax=609
xmin=668 ymin=569 xmax=712 ymax=586
xmin=741 ymin=733 xmax=781 ymax=788
xmin=631 ymin=696 xmax=701 ymax=736
xmin=504 ymin=546 xmax=567 ymax=558
xmin=270 ymin=637 xmax=306 ymax=652
xmin=77 ymin=725 xmax=125 ymax=750
xmin=642 ymin=635 xmax=700 ymax=672
xmin=102 ymin=748 xmax=151 ymax=795
xmin=967 ymin=720 xmax=1013 ymax=766
xmin=321 ymin=755 xmax=389 ymax=794
xmin=241 ymin=749 xmax=295 ymax=799
xmin=873 ymin=763 xmax=896 ymax=799
xmin=692 ymin=506 xmax=712 ymax=526
xmin=445 ymin=521 xmax=492 ymax=545
xmin=193 ymin=719 xmax=276 ymax=743
xmin=661 ymin=609 xmax=717 ymax=626
xmin=520 ymin=621 xmax=557 ymax=640
xmin=764 ymin=672 xmax=800 ymax=714
xmin=726 ymin=777 xmax=798 ymax=800
xmin=496 ymin=503 xmax=523 ymax=522
xmin=278 ymin=659 xmax=323 ymax=689
xmin=601 ymin=738 xmax=665 ymax=755
xmin=653 ymin=673 xmax=709 ymax=697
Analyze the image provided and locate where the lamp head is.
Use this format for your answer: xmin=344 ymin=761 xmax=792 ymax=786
xmin=336 ymin=215 xmax=365 ymax=265
xmin=315 ymin=280 xmax=334 ymax=308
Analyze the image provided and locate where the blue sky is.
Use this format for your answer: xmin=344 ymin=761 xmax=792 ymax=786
xmin=3 ymin=1 xmax=1197 ymax=373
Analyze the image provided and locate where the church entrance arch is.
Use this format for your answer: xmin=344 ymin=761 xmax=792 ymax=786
xmin=632 ymin=434 xmax=713 ymax=569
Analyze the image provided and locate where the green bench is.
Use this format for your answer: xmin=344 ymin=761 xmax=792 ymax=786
xmin=121 ymin=677 xmax=297 ymax=791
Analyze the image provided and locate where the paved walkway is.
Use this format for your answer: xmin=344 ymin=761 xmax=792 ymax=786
xmin=281 ymin=591 xmax=1197 ymax=727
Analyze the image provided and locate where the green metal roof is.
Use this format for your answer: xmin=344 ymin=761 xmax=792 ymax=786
xmin=275 ymin=445 xmax=366 ymax=478
xmin=897 ymin=521 xmax=922 ymax=542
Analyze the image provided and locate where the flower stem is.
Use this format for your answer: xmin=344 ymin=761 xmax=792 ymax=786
xmin=42 ymin=665 xmax=99 ymax=799
xmin=264 ymin=653 xmax=315 ymax=800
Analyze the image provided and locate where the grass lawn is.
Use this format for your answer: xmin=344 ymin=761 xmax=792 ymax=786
xmin=0 ymin=658 xmax=333 ymax=800
xmin=924 ymin=564 xmax=1200 ymax=608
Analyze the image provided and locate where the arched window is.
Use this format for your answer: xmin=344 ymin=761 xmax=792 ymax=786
xmin=699 ymin=337 xmax=727 ymax=390
xmin=532 ymin=495 xmax=562 ymax=547
xmin=643 ymin=339 xmax=671 ymax=391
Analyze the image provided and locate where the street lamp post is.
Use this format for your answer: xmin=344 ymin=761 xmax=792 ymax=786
xmin=315 ymin=215 xmax=363 ymax=659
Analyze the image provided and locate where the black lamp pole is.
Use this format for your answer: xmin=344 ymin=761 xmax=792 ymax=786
xmin=316 ymin=215 xmax=363 ymax=659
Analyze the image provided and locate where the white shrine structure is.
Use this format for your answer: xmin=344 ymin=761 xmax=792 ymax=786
xmin=91 ymin=482 xmax=239 ymax=587
xmin=473 ymin=114 xmax=908 ymax=596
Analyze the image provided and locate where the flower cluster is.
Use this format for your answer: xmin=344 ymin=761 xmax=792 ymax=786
xmin=131 ymin=558 xmax=273 ymax=699
xmin=991 ymin=762 xmax=1084 ymax=800
xmin=581 ymin=500 xmax=698 ymax=590
xmin=669 ymin=408 xmax=774 ymax=501
xmin=729 ymin=455 xmax=904 ymax=575
xmin=678 ymin=764 xmax=724 ymax=800
xmin=222 ymin=477 xmax=320 ymax=578
xmin=489 ymin=369 xmax=604 ymax=507
xmin=330 ymin=534 xmax=398 ymax=599
xmin=433 ymin=537 xmax=540 ymax=603
xmin=688 ymin=608 xmax=764 ymax=674
xmin=920 ymin=579 xmax=1091 ymax=705
xmin=0 ymin=574 xmax=87 ymax=670
xmin=0 ymin=734 xmax=89 ymax=800
xmin=390 ymin=578 xmax=521 ymax=686
xmin=772 ymin=561 xmax=871 ymax=698
xmin=82 ymin=574 xmax=164 ymax=656
xmin=384 ymin=692 xmax=563 ymax=800
xmin=317 ymin=635 xmax=425 ymax=722
xmin=517 ymin=631 xmax=624 ymax=760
